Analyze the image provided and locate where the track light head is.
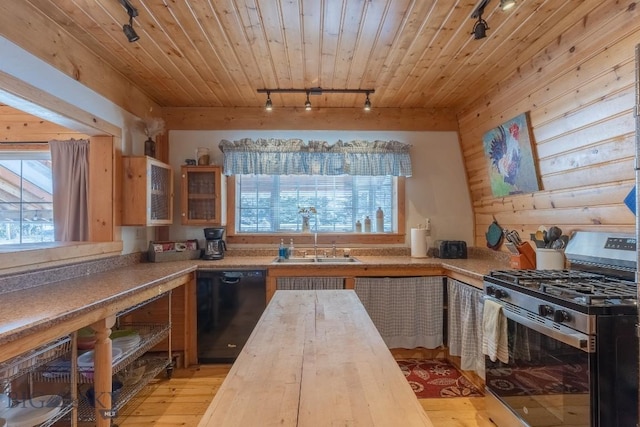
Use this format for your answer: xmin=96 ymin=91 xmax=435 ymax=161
xmin=364 ymin=92 xmax=372 ymax=111
xmin=305 ymin=92 xmax=312 ymax=110
xmin=472 ymin=17 xmax=488 ymax=39
xmin=120 ymin=0 xmax=140 ymax=42
xmin=265 ymin=91 xmax=273 ymax=111
xmin=500 ymin=0 xmax=516 ymax=11
xmin=123 ymin=19 xmax=140 ymax=42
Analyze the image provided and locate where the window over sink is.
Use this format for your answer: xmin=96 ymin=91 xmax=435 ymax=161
xmin=234 ymin=174 xmax=396 ymax=233
xmin=227 ymin=175 xmax=405 ymax=244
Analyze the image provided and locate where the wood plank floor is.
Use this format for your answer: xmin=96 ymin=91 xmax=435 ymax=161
xmin=116 ymin=364 xmax=496 ymax=427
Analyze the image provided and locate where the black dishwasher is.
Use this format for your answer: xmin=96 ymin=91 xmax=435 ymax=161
xmin=196 ymin=269 xmax=266 ymax=363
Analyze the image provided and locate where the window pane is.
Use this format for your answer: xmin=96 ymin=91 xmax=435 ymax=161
xmin=0 ymin=158 xmax=54 ymax=244
xmin=236 ymin=175 xmax=394 ymax=233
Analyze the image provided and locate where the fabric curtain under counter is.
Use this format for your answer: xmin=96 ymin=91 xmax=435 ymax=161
xmin=354 ymin=276 xmax=443 ymax=349
xmin=276 ymin=277 xmax=345 ymax=290
xmin=447 ymin=279 xmax=485 ymax=378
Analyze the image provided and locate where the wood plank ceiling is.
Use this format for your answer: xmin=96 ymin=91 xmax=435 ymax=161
xmin=13 ymin=0 xmax=598 ymax=111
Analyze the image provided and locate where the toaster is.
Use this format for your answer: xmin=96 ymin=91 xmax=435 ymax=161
xmin=434 ymin=240 xmax=467 ymax=259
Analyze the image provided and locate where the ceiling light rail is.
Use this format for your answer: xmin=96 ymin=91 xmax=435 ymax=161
xmin=257 ymin=88 xmax=375 ymax=111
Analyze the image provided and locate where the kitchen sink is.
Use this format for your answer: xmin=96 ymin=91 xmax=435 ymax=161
xmin=272 ymin=257 xmax=360 ymax=264
xmin=315 ymin=257 xmax=360 ymax=263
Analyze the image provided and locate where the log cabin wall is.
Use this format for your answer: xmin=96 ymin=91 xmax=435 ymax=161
xmin=457 ymin=2 xmax=639 ymax=248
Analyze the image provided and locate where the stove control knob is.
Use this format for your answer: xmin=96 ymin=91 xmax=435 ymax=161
xmin=493 ymin=289 xmax=507 ymax=299
xmin=538 ymin=305 xmax=554 ymax=317
xmin=485 ymin=286 xmax=495 ymax=296
xmin=553 ymin=310 xmax=571 ymax=323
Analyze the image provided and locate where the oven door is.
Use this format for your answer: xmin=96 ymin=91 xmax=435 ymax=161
xmin=484 ymin=298 xmax=594 ymax=427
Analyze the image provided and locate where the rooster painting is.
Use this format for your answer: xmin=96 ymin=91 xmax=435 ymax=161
xmin=483 ymin=113 xmax=539 ymax=196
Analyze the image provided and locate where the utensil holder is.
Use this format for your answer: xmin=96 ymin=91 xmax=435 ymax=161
xmin=536 ymin=248 xmax=565 ymax=270
xmin=515 ymin=242 xmax=536 ymax=269
xmin=510 ymin=253 xmax=535 ymax=269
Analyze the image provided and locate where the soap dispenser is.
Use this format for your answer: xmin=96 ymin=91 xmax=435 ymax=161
xmin=288 ymin=239 xmax=295 ymax=259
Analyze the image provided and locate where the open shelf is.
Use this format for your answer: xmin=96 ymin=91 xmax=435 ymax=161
xmin=34 ymin=322 xmax=170 ymax=384
xmin=0 ymin=336 xmax=71 ymax=384
xmin=76 ymin=356 xmax=172 ymax=422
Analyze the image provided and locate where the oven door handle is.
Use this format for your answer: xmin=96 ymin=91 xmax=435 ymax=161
xmin=484 ymin=297 xmax=595 ymax=353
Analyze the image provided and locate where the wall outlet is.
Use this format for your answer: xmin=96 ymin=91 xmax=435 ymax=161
xmin=135 ymin=227 xmax=146 ymax=240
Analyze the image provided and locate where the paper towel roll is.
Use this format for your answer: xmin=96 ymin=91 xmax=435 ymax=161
xmin=411 ymin=228 xmax=428 ymax=258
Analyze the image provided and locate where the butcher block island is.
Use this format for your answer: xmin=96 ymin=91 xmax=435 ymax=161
xmin=198 ymin=290 xmax=433 ymax=426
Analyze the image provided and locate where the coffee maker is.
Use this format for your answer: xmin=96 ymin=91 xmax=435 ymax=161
xmin=202 ymin=227 xmax=226 ymax=260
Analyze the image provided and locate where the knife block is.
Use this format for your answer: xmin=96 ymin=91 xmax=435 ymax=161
xmin=509 ymin=243 xmax=536 ymax=269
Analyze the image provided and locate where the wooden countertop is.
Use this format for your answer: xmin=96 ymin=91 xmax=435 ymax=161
xmin=198 ymin=290 xmax=434 ymax=427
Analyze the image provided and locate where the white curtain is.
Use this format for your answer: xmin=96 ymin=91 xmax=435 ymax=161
xmin=49 ymin=139 xmax=89 ymax=241
xmin=448 ymin=279 xmax=485 ymax=377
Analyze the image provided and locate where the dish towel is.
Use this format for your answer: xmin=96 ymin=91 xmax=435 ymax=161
xmin=482 ymin=299 xmax=509 ymax=363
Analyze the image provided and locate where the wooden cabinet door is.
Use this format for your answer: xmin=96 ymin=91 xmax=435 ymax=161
xmin=180 ymin=165 xmax=222 ymax=225
xmin=122 ymin=156 xmax=173 ymax=226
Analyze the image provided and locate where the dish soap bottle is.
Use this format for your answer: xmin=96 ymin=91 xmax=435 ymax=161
xmin=355 ymin=220 xmax=362 ymax=233
xmin=364 ymin=216 xmax=372 ymax=233
xmin=376 ymin=207 xmax=384 ymax=233
xmin=288 ymin=239 xmax=295 ymax=259
xmin=279 ymin=239 xmax=286 ymax=260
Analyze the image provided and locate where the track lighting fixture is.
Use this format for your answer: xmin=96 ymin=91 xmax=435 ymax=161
xmin=265 ymin=91 xmax=273 ymax=111
xmin=305 ymin=91 xmax=312 ymax=110
xmin=120 ymin=0 xmax=140 ymax=42
xmin=472 ymin=15 xmax=489 ymax=39
xmin=257 ymin=87 xmax=375 ymax=110
xmin=499 ymin=0 xmax=516 ymax=11
xmin=364 ymin=92 xmax=372 ymax=111
xmin=470 ymin=0 xmax=490 ymax=40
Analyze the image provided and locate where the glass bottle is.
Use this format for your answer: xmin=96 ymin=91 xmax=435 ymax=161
xmin=355 ymin=220 xmax=362 ymax=233
xmin=288 ymin=239 xmax=295 ymax=259
xmin=279 ymin=239 xmax=286 ymax=259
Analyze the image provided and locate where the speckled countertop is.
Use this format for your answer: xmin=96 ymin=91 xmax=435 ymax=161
xmin=0 ymin=249 xmax=510 ymax=360
xmin=0 ymin=263 xmax=196 ymax=349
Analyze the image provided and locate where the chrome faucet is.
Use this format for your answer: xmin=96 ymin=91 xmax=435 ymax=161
xmin=314 ymin=232 xmax=318 ymax=260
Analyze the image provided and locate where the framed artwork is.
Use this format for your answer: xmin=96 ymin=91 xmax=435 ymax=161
xmin=483 ymin=112 xmax=539 ymax=197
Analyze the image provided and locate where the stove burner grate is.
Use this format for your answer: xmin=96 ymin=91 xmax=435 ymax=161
xmin=489 ymin=269 xmax=637 ymax=305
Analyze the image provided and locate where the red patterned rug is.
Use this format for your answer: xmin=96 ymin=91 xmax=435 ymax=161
xmin=397 ymin=359 xmax=483 ymax=399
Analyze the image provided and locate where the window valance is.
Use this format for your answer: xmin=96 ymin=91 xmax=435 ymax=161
xmin=218 ymin=138 xmax=412 ymax=176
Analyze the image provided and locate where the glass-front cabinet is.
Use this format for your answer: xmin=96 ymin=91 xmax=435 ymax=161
xmin=122 ymin=156 xmax=173 ymax=226
xmin=181 ymin=165 xmax=222 ymax=225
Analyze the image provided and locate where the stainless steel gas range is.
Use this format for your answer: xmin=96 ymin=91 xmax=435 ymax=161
xmin=483 ymin=231 xmax=638 ymax=427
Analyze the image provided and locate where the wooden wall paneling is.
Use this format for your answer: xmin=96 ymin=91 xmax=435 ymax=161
xmin=88 ymin=135 xmax=114 ymax=242
xmin=540 ymin=135 xmax=634 ymax=176
xmin=162 ymin=107 xmax=459 ymax=131
xmin=474 ymin=182 xmax=634 ymax=213
xmin=457 ymin=2 xmax=640 ymax=248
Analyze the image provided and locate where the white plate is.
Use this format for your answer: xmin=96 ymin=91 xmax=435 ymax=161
xmin=2 ymin=395 xmax=63 ymax=427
